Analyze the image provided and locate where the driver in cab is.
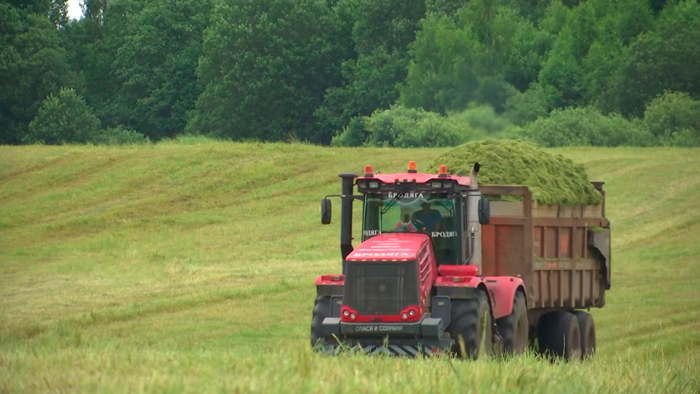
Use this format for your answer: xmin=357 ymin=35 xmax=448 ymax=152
xmin=411 ymin=201 xmax=442 ymax=232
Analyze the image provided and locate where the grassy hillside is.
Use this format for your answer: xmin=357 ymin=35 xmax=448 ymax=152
xmin=1 ymin=139 xmax=699 ymax=393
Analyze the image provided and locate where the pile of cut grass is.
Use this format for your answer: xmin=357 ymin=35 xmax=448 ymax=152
xmin=428 ymin=140 xmax=603 ymax=205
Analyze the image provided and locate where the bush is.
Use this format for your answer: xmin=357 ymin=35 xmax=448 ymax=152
xmin=329 ymin=117 xmax=370 ymax=147
xmin=331 ymin=106 xmax=486 ymax=148
xmin=642 ymin=91 xmax=700 ymax=147
xmin=25 ymin=88 xmax=101 ymax=145
xmin=92 ymin=125 xmax=149 ymax=145
xmin=521 ymin=107 xmax=654 ymax=147
xmin=448 ymin=103 xmax=514 ymax=134
xmin=503 ymin=83 xmax=549 ymax=126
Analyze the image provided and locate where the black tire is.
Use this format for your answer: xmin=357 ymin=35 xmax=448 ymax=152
xmin=496 ymin=291 xmax=528 ymax=357
xmin=310 ymin=295 xmax=331 ymax=348
xmin=537 ymin=311 xmax=582 ymax=361
xmin=572 ymin=311 xmax=596 ymax=360
xmin=446 ymin=291 xmax=493 ymax=359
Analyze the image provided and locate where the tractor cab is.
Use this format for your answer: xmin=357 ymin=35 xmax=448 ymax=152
xmin=360 ymin=184 xmax=464 ymax=265
xmin=355 ymin=161 xmax=488 ymax=266
xmin=321 ymin=160 xmax=491 ymax=270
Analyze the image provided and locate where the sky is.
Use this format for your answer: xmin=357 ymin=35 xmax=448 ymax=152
xmin=68 ymin=0 xmax=82 ymax=20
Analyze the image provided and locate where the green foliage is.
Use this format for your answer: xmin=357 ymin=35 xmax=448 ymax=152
xmin=503 ymin=0 xmax=550 ymax=23
xmin=315 ymin=0 xmax=427 ymax=138
xmin=448 ymin=103 xmax=514 ymax=134
xmin=330 ymin=117 xmax=370 ymax=147
xmin=5 ymin=0 xmax=49 ymax=14
xmin=347 ymin=0 xmax=426 ymax=55
xmin=400 ymin=14 xmax=479 ymax=114
xmin=642 ymin=92 xmax=700 ymax=147
xmin=188 ymin=0 xmax=342 ymax=144
xmin=428 ymin=139 xmax=603 ymax=205
xmin=539 ymin=0 xmax=654 ymax=111
xmin=25 ymin=88 xmax=101 ymax=145
xmin=0 ymin=3 xmax=74 ymax=144
xmin=316 ymin=47 xmax=407 ymax=137
xmin=0 ymin=0 xmax=697 ymax=149
xmin=540 ymin=1 xmax=570 ymax=36
xmin=521 ymin=107 xmax=653 ymax=148
xmin=616 ymin=0 xmax=700 ymax=117
xmin=49 ymin=0 xmax=69 ymax=28
xmin=331 ymin=106 xmax=486 ymax=148
xmin=400 ymin=0 xmax=548 ymax=114
xmin=110 ymin=0 xmax=212 ymax=141
xmin=503 ymin=83 xmax=549 ymax=126
xmin=58 ymin=0 xmax=137 ymax=130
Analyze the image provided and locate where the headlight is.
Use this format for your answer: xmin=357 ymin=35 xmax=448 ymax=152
xmin=368 ymin=181 xmax=379 ymax=188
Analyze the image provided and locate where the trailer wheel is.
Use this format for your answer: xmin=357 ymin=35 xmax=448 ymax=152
xmin=537 ymin=311 xmax=581 ymax=361
xmin=446 ymin=290 xmax=492 ymax=359
xmin=572 ymin=311 xmax=596 ymax=360
xmin=496 ymin=291 xmax=528 ymax=357
xmin=310 ymin=295 xmax=331 ymax=348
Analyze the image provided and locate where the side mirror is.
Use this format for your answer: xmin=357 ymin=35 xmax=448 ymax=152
xmin=478 ymin=197 xmax=490 ymax=225
xmin=321 ymin=199 xmax=332 ymax=224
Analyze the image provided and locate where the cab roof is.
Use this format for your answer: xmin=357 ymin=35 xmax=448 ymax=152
xmin=358 ymin=172 xmax=471 ymax=187
xmin=345 ymin=233 xmax=431 ymax=262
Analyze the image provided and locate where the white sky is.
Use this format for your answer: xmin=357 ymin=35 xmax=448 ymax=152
xmin=68 ymin=0 xmax=82 ymax=20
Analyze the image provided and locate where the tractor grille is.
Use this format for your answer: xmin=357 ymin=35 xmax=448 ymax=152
xmin=343 ymin=262 xmax=419 ymax=316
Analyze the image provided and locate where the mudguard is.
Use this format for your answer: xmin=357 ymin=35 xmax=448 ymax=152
xmin=315 ymin=274 xmax=344 ymax=296
xmin=482 ymin=276 xmax=527 ymax=320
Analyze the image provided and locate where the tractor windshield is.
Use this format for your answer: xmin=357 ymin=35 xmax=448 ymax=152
xmin=362 ymin=192 xmax=461 ymax=265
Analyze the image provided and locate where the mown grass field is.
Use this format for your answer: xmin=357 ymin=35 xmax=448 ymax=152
xmin=1 ymin=138 xmax=699 ymax=393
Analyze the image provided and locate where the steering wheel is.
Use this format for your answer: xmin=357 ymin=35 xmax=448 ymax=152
xmin=411 ymin=218 xmax=426 ymax=231
xmin=394 ymin=218 xmax=426 ymax=233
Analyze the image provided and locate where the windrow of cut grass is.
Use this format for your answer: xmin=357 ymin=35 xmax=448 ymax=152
xmin=1 ymin=139 xmax=699 ymax=393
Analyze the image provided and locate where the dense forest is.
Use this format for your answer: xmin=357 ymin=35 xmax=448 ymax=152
xmin=1 ymin=0 xmax=699 ymax=147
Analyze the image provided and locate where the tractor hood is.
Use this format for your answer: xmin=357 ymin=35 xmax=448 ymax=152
xmin=345 ymin=233 xmax=432 ymax=262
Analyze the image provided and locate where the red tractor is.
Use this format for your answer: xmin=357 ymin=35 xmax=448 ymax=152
xmin=312 ymin=161 xmax=610 ymax=360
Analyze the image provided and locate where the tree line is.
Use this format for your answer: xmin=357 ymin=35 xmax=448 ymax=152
xmin=1 ymin=0 xmax=699 ymax=147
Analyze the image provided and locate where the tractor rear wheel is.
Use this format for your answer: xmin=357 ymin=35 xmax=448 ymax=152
xmin=446 ymin=290 xmax=493 ymax=359
xmin=572 ymin=311 xmax=596 ymax=360
xmin=496 ymin=291 xmax=528 ymax=357
xmin=310 ymin=295 xmax=331 ymax=348
xmin=537 ymin=311 xmax=582 ymax=362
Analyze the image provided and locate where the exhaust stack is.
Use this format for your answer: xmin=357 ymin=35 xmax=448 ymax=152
xmin=466 ymin=163 xmax=482 ymax=273
xmin=339 ymin=172 xmax=357 ymax=267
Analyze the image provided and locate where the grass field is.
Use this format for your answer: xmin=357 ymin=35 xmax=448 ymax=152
xmin=1 ymin=138 xmax=699 ymax=393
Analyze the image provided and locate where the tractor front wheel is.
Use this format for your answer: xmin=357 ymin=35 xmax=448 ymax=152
xmin=446 ymin=290 xmax=493 ymax=359
xmin=310 ymin=295 xmax=331 ymax=349
xmin=496 ymin=291 xmax=528 ymax=357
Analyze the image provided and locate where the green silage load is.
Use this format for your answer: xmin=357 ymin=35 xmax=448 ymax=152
xmin=427 ymin=140 xmax=603 ymax=206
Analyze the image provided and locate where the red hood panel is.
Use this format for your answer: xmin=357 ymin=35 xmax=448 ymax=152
xmin=345 ymin=233 xmax=431 ymax=261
